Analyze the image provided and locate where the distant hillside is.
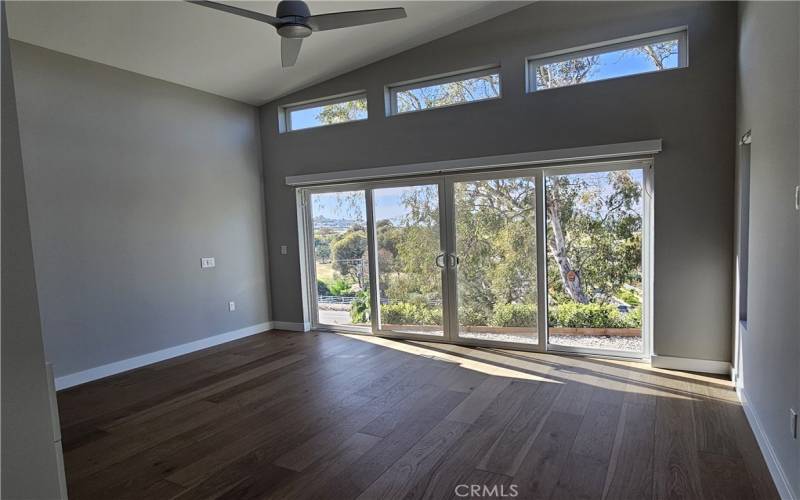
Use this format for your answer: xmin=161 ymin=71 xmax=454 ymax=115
xmin=313 ymin=215 xmax=361 ymax=231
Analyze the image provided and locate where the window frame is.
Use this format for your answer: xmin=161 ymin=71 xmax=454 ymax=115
xmin=526 ymin=27 xmax=688 ymax=93
xmin=386 ymin=65 xmax=502 ymax=116
xmin=279 ymin=90 xmax=368 ymax=133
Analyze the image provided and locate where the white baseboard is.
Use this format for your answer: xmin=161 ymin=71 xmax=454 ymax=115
xmin=650 ymin=355 xmax=731 ymax=374
xmin=55 ymin=322 xmax=271 ymax=390
xmin=270 ymin=321 xmax=311 ymax=332
xmin=738 ymin=388 xmax=797 ymax=500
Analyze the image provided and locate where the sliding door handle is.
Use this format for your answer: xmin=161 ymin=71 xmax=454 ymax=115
xmin=435 ymin=253 xmax=446 ymax=269
xmin=448 ymin=254 xmax=460 ymax=268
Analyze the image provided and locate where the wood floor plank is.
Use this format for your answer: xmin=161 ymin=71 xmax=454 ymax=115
xmin=551 ymin=452 xmax=608 ymax=500
xmin=550 ymin=379 xmax=594 ymax=416
xmin=407 ymin=380 xmax=540 ymax=499
xmin=432 ymin=364 xmax=488 ymax=393
xmin=653 ymin=389 xmax=704 ymax=500
xmin=268 ymin=433 xmax=382 ymax=500
xmin=100 ymin=352 xmax=307 ymax=432
xmin=359 ymin=381 xmax=449 ymax=438
xmin=65 ymin=399 xmax=227 ymax=479
xmin=357 ymin=419 xmax=471 ymax=500
xmin=603 ymin=402 xmax=655 ymax=500
xmin=60 ymin=346 xmax=307 ymax=446
xmin=57 ymin=332 xmax=299 ymax=427
xmin=692 ymin=382 xmax=741 ymax=458
xmin=445 ymin=376 xmax=512 ymax=424
xmin=723 ymin=403 xmax=781 ymax=499
xmin=622 ymin=368 xmax=661 ymax=407
xmin=125 ymin=365 xmax=379 ymax=491
xmin=274 ymin=361 xmax=447 ymax=472
xmin=204 ymin=462 xmax=294 ymax=500
xmin=56 ymin=331 xmax=778 ymax=500
xmin=478 ymin=380 xmax=561 ymax=476
xmin=330 ymin=388 xmax=468 ymax=497
xmin=570 ymin=400 xmax=621 ymax=465
xmin=547 ymin=399 xmax=622 ymax=500
xmin=513 ymin=411 xmax=582 ymax=500
xmin=698 ymin=451 xmax=756 ymax=500
xmin=165 ymin=390 xmax=373 ymax=487
xmin=165 ymin=348 xmax=419 ymax=487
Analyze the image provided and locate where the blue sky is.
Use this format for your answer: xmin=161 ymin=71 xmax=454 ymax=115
xmin=541 ymin=43 xmax=678 ymax=89
xmin=584 ymin=46 xmax=677 ymax=81
xmin=290 ymin=99 xmax=367 ymax=131
xmin=311 ymin=188 xmax=413 ymax=225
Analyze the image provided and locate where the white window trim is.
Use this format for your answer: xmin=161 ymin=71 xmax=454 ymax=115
xmin=279 ymin=90 xmax=368 ymax=133
xmin=285 ymin=139 xmax=661 ymax=186
xmin=386 ymin=65 xmax=501 ymax=116
xmin=526 ymin=27 xmax=688 ymax=93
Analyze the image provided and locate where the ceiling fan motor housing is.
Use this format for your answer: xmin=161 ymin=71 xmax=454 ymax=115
xmin=277 ymin=23 xmax=312 ymax=38
xmin=276 ymin=0 xmax=312 ymax=38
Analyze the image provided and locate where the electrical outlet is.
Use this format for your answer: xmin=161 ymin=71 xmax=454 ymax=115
xmin=228 ymin=301 xmax=236 ymax=312
xmin=280 ymin=245 xmax=288 ymax=255
xmin=791 ymin=408 xmax=798 ymax=439
xmin=201 ymin=257 xmax=216 ymax=269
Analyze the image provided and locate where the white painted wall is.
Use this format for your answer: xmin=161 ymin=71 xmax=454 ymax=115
xmin=10 ymin=42 xmax=271 ymax=379
xmin=736 ymin=2 xmax=800 ymax=497
xmin=1 ymin=4 xmax=64 ymax=497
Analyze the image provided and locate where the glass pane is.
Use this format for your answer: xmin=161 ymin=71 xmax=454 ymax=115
xmin=373 ymin=185 xmax=444 ymax=336
xmin=394 ymin=73 xmax=500 ymax=114
xmin=453 ymin=176 xmax=538 ymax=345
xmin=545 ymin=169 xmax=644 ymax=353
xmin=311 ymin=191 xmax=370 ymax=327
xmin=288 ymin=96 xmax=367 ymax=131
xmin=534 ymin=38 xmax=681 ymax=90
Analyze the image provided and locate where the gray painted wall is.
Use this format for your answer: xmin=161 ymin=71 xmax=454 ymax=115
xmin=260 ymin=1 xmax=737 ymax=363
xmin=1 ymin=6 xmax=64 ymax=497
xmin=10 ymin=41 xmax=270 ymax=378
xmin=737 ymin=2 xmax=800 ymax=496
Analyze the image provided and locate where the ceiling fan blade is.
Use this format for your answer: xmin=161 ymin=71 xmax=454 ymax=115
xmin=281 ymin=37 xmax=303 ymax=68
xmin=186 ymin=1 xmax=278 ymax=26
xmin=306 ymin=7 xmax=407 ymax=32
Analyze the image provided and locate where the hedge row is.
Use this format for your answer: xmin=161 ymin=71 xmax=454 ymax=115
xmin=356 ymin=301 xmax=641 ymax=328
xmin=381 ymin=303 xmax=442 ymax=326
xmin=549 ymin=302 xmax=640 ymax=329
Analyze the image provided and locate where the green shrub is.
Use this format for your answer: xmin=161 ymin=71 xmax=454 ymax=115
xmin=349 ymin=291 xmax=370 ymax=324
xmin=328 ymin=278 xmax=355 ymax=297
xmin=459 ymin=306 xmax=489 ymax=326
xmin=616 ymin=288 xmax=641 ymax=308
xmin=381 ymin=303 xmax=442 ymax=325
xmin=548 ymin=302 xmax=641 ymax=328
xmin=625 ymin=306 xmax=642 ymax=328
xmin=490 ymin=303 xmax=537 ymax=327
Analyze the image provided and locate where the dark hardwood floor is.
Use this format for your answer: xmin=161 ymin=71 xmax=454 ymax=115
xmin=57 ymin=330 xmax=778 ymax=499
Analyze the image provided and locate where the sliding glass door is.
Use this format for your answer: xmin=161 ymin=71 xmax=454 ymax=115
xmin=544 ymin=165 xmax=646 ymax=356
xmin=307 ymin=189 xmax=370 ymax=330
xmin=447 ymin=173 xmax=544 ymax=346
xmin=302 ymin=160 xmax=649 ymax=358
xmin=371 ymin=182 xmax=448 ymax=337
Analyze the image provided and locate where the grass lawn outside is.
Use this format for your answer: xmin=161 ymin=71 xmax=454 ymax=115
xmin=315 ymin=261 xmax=335 ymax=282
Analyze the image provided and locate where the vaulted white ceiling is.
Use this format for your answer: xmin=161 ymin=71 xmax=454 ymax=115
xmin=7 ymin=1 xmax=526 ymax=105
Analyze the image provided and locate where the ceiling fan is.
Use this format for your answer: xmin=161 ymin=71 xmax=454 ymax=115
xmin=188 ymin=1 xmax=407 ymax=68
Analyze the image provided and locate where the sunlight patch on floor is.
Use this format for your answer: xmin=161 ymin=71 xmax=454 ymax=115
xmin=335 ymin=332 xmax=733 ymax=402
